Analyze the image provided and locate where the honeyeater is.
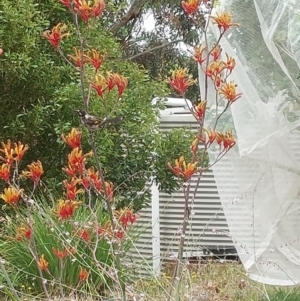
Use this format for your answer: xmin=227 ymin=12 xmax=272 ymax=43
xmin=75 ymin=110 xmax=122 ymax=130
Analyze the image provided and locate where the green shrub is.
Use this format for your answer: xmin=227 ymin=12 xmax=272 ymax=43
xmin=0 ymin=0 xmax=193 ymax=211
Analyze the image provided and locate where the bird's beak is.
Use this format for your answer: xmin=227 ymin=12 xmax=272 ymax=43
xmin=75 ymin=109 xmax=80 ymax=114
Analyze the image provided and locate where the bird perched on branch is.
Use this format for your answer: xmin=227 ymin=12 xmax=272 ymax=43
xmin=75 ymin=110 xmax=122 ymax=131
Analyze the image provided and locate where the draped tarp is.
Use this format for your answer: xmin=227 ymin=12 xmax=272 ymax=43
xmin=209 ymin=0 xmax=300 ymax=285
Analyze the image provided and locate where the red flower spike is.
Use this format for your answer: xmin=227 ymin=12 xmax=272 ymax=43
xmin=167 ymin=156 xmax=198 ymax=181
xmin=208 ymin=129 xmax=217 ymax=144
xmin=62 ymin=128 xmax=82 ymax=149
xmin=97 ymin=221 xmax=112 ymax=237
xmin=191 ymin=137 xmax=199 ymax=154
xmin=81 ymin=177 xmax=89 ymax=189
xmin=199 ymin=129 xmax=217 ymax=146
xmin=223 ymin=131 xmax=236 ymax=150
xmin=63 ymin=178 xmax=84 ymax=200
xmin=214 ymin=74 xmax=222 ymax=88
xmin=22 ymin=161 xmax=44 ymax=185
xmin=1 ymin=187 xmax=23 ymax=206
xmin=78 ymin=266 xmax=89 ymax=281
xmin=181 ymin=0 xmax=200 ymax=15
xmin=119 ymin=212 xmax=128 ymax=228
xmin=90 ymin=74 xmax=107 ymax=97
xmin=206 ymin=60 xmax=226 ymax=78
xmin=79 ymin=229 xmax=91 ymax=241
xmin=92 ymin=0 xmax=105 ymax=17
xmin=129 ymin=213 xmax=138 ymax=224
xmin=85 ymin=49 xmax=105 ymax=72
xmin=52 ymin=248 xmax=69 ymax=260
xmin=23 ymin=228 xmax=32 ymax=239
xmin=105 ymin=72 xmax=118 ymax=91
xmin=215 ymin=131 xmax=236 ymax=150
xmin=210 ymin=44 xmax=222 ymax=61
xmin=224 ymin=53 xmax=236 ymax=74
xmin=74 ymin=0 xmax=105 ymax=22
xmin=67 ymin=148 xmax=93 ymax=175
xmin=37 ymin=254 xmax=49 ymax=271
xmin=0 ymin=163 xmax=10 ymax=182
xmin=103 ymin=181 xmax=114 ymax=200
xmin=105 ymin=72 xmax=128 ymax=98
xmin=43 ymin=23 xmax=70 ymax=48
xmin=97 ymin=227 xmax=105 ymax=236
xmin=116 ymin=208 xmax=139 ymax=229
xmin=193 ymin=45 xmax=207 ymax=65
xmin=191 ymin=100 xmax=207 ymax=121
xmin=115 ymin=230 xmax=124 ymax=239
xmin=215 ymin=131 xmax=224 ymax=146
xmin=0 ymin=140 xmax=28 ymax=163
xmin=14 ymin=142 xmax=29 ymax=162
xmin=56 ymin=199 xmax=82 ymax=220
xmin=82 ymin=166 xmax=102 ymax=190
xmin=62 ymin=164 xmax=77 ymax=177
xmin=68 ymin=48 xmax=87 ymax=67
xmin=74 ymin=0 xmax=93 ymax=22
xmin=0 ymin=140 xmax=14 ymax=164
xmin=15 ymin=225 xmax=32 ymax=241
xmin=116 ymin=76 xmax=128 ymax=98
xmin=219 ymin=81 xmax=242 ymax=103
xmin=59 ymin=0 xmax=72 ymax=7
xmin=168 ymin=69 xmax=196 ymax=95
xmin=210 ymin=12 xmax=239 ymax=33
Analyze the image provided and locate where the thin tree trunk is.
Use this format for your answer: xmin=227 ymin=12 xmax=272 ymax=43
xmin=110 ymin=0 xmax=149 ymax=35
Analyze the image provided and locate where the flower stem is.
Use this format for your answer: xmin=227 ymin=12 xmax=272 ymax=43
xmin=0 ymin=258 xmax=20 ymax=301
xmin=88 ymin=132 xmax=127 ymax=301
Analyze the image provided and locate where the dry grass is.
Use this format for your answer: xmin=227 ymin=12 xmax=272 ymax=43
xmin=1 ymin=260 xmax=300 ymax=301
xmin=130 ymin=260 xmax=300 ymax=301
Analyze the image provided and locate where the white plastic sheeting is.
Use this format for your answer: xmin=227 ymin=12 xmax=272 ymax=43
xmin=208 ymin=0 xmax=300 ymax=285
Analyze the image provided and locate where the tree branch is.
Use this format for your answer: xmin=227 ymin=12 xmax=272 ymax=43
xmin=127 ymin=39 xmax=182 ymax=60
xmin=110 ymin=0 xmax=148 ymax=35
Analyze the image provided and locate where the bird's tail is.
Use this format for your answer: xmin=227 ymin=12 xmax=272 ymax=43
xmin=101 ymin=116 xmax=123 ymax=126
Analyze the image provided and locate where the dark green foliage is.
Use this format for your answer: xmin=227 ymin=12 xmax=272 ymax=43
xmin=0 ymin=0 xmax=196 ymax=211
xmin=0 ymin=0 xmax=75 ymax=182
xmin=153 ymin=128 xmax=195 ymax=194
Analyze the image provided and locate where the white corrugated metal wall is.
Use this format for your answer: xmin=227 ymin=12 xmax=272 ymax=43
xmin=129 ymin=111 xmax=236 ymax=277
xmin=159 ymin=114 xmax=235 ymax=262
xmin=129 ymin=98 xmax=300 ymax=280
